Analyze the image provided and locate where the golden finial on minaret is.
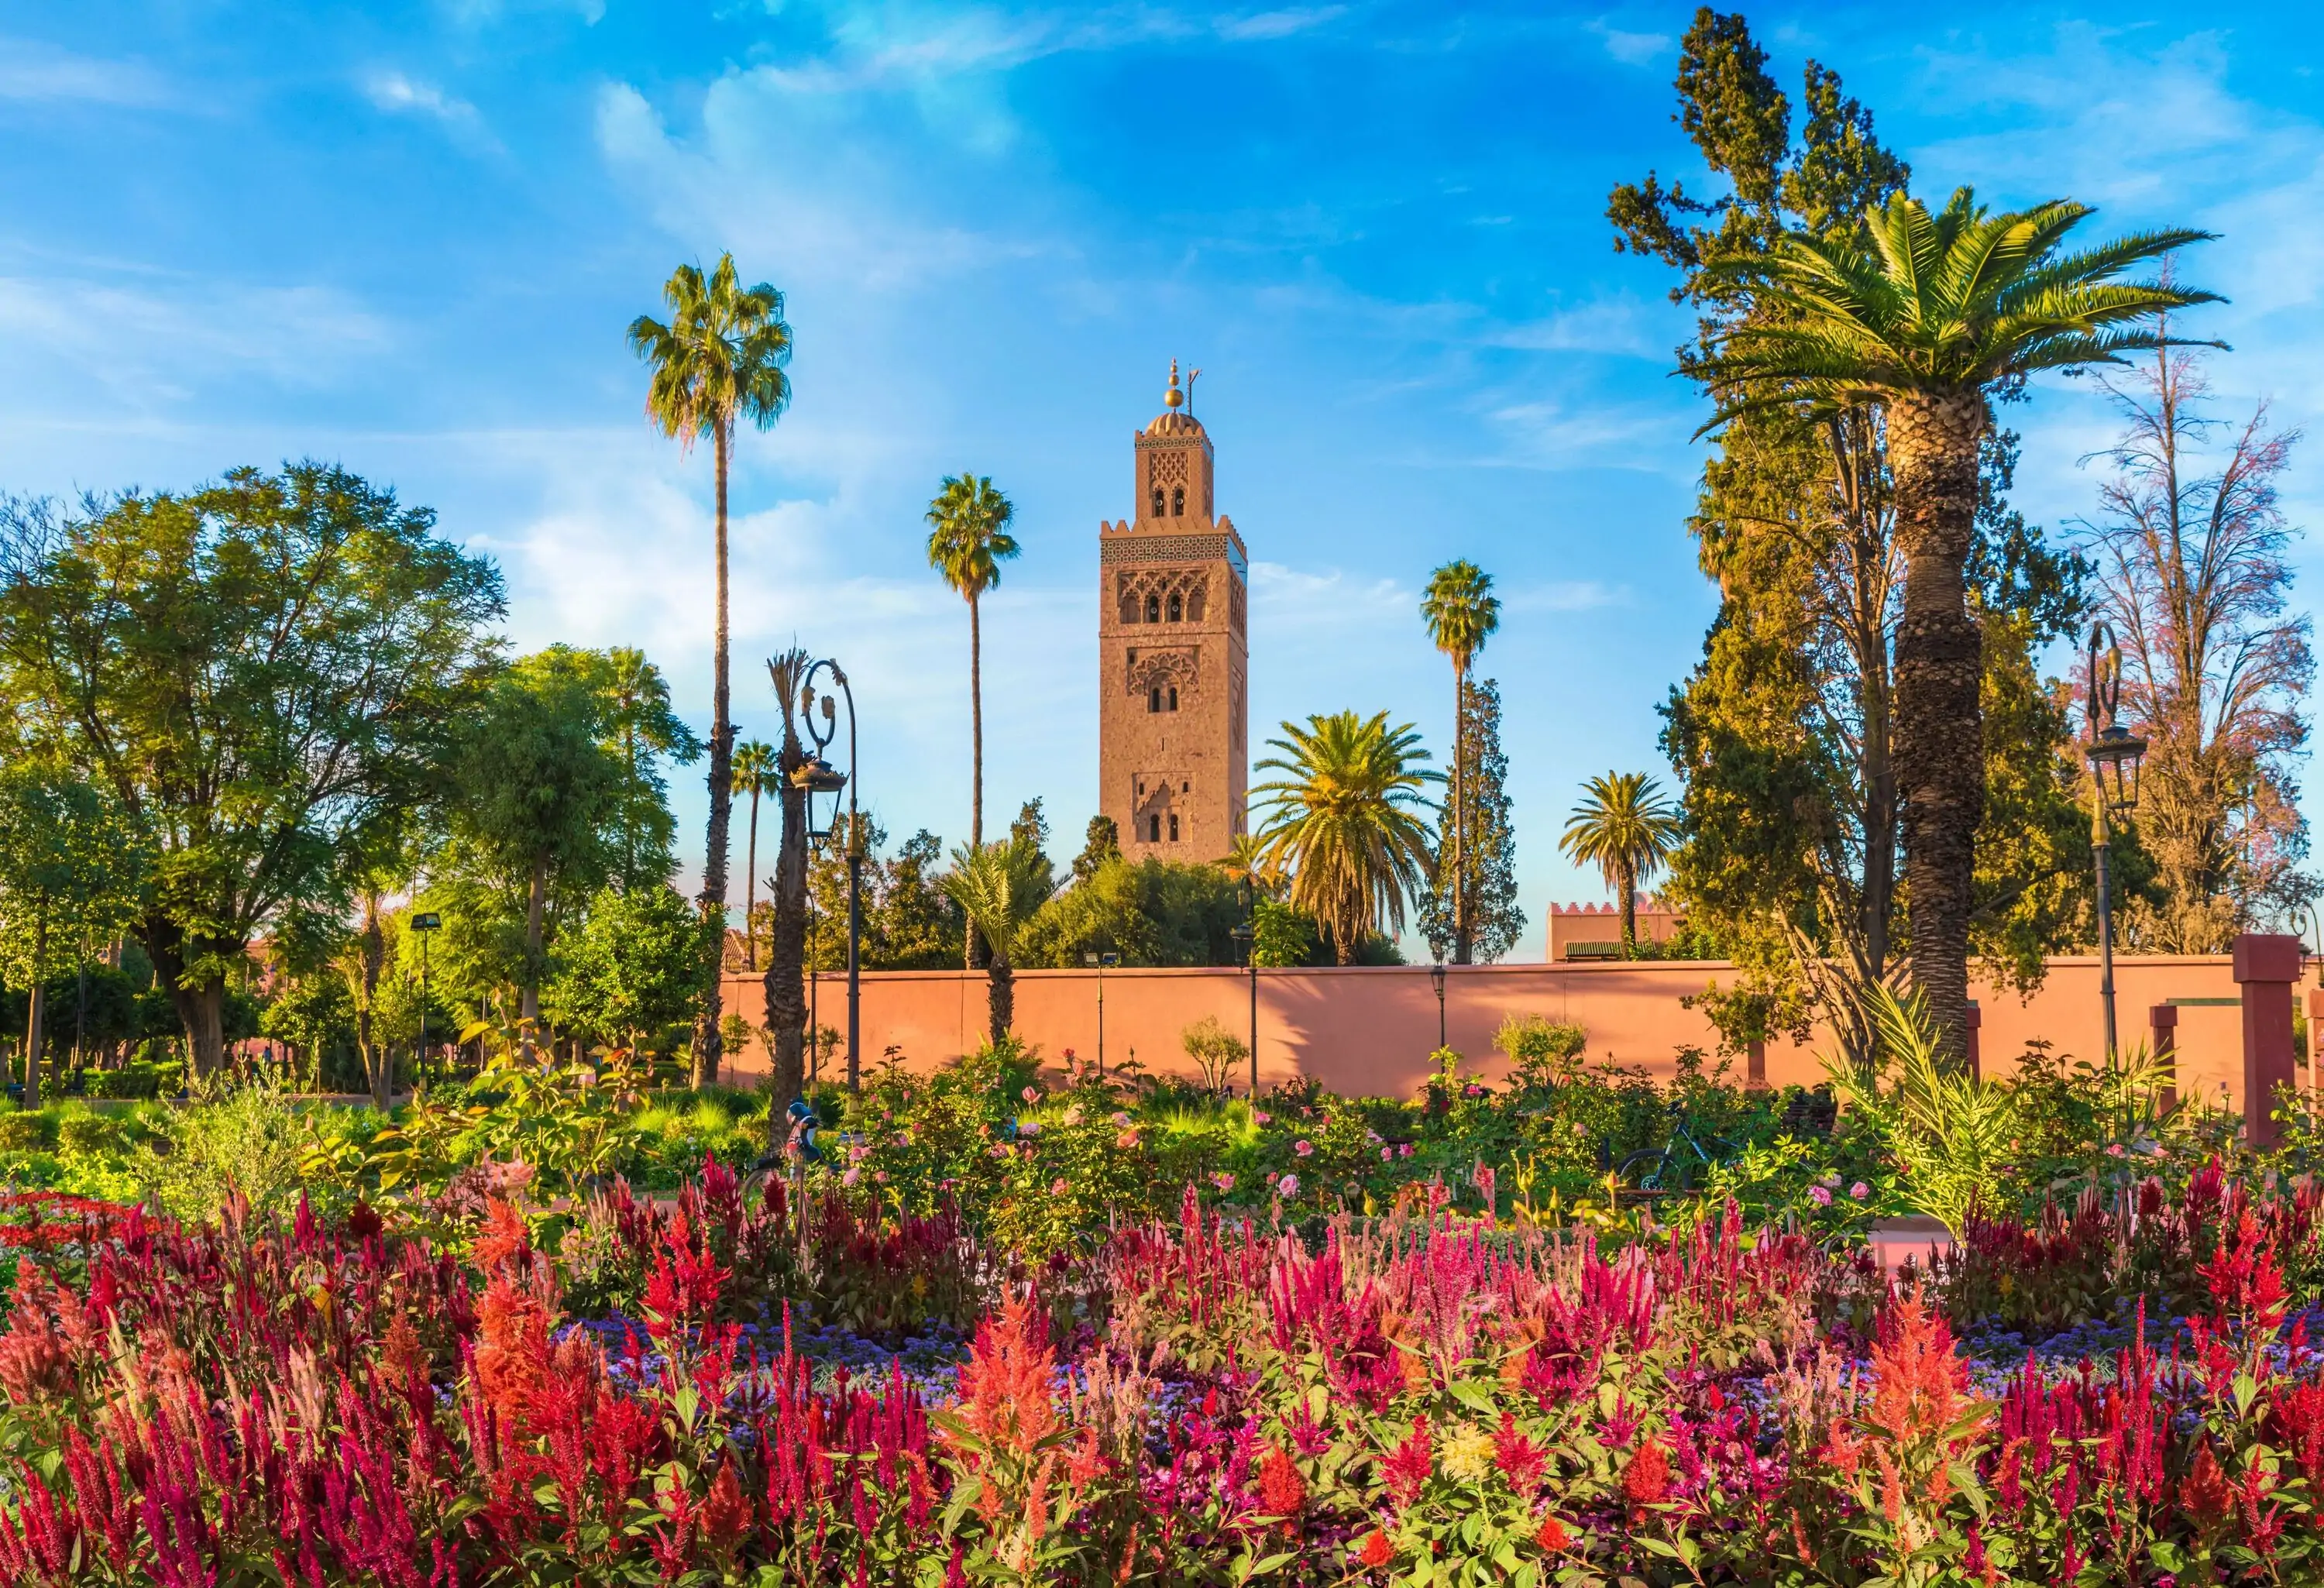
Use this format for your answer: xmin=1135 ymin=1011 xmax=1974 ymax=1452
xmin=1165 ymin=358 xmax=1183 ymax=409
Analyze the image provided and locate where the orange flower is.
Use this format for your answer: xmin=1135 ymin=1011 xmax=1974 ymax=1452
xmin=1534 ymin=1514 xmax=1571 ymax=1552
xmin=702 ymin=1461 xmax=753 ymax=1550
xmin=949 ymin=1296 xmax=1058 ymax=1457
xmin=2181 ymin=1442 xmax=2233 ymax=1528
xmin=1356 ymin=1530 xmax=1394 ymax=1568
xmin=473 ymin=1273 xmax=552 ymax=1435
xmin=1257 ymin=1444 xmax=1305 ymax=1517
xmin=474 ymin=1197 xmax=531 ymax=1273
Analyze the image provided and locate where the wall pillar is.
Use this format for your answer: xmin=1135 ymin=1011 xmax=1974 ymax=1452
xmin=1745 ymin=1036 xmax=1766 ymax=1091
xmin=2309 ymin=988 xmax=2324 ymax=1104
xmin=2150 ymin=1003 xmax=2178 ymax=1110
xmin=2234 ymin=933 xmax=2304 ymax=1150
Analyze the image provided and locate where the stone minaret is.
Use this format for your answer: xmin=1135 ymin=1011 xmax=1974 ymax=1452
xmin=1098 ymin=361 xmax=1250 ymax=861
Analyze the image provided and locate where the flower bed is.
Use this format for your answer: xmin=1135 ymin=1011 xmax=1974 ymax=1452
xmin=1 ymin=1152 xmax=2322 ymax=1584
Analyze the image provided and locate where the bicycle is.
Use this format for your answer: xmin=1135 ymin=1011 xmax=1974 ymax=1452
xmin=1616 ymin=1102 xmax=1734 ymax=1197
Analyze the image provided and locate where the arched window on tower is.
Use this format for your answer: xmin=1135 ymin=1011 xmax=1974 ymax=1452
xmin=1148 ymin=814 xmax=1162 ymax=843
xmin=1145 ymin=593 xmax=1161 ymax=623
xmin=1150 ymin=487 xmax=1164 ymax=517
xmin=1167 ymin=686 xmax=1178 ymax=712
xmin=1168 ymin=813 xmax=1179 ymax=841
xmin=1167 ymin=592 xmax=1181 ymax=623
xmin=1148 ymin=686 xmax=1162 ymax=713
xmin=1171 ymin=486 xmax=1184 ymax=517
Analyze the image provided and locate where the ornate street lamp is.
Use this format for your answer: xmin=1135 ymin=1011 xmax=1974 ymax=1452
xmin=2085 ymin=622 xmax=2147 ymax=1058
xmin=797 ymin=660 xmax=863 ymax=1091
xmin=1081 ymin=949 xmax=1120 ymax=1074
xmin=411 ymin=911 xmax=442 ymax=1090
xmin=1430 ymin=960 xmax=1448 ymax=1049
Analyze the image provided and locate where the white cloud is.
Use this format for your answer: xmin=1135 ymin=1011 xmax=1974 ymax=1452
xmin=1490 ymin=295 xmax=1662 ymax=358
xmin=362 ymin=70 xmax=501 ymax=152
xmin=1216 ymin=8 xmax=1346 ymax=43
xmin=1588 ymin=22 xmax=1669 ymax=67
xmin=0 ymin=38 xmax=170 ymax=106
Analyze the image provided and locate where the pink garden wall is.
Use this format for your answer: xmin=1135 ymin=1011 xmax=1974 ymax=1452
xmin=717 ymin=954 xmax=2266 ymax=1105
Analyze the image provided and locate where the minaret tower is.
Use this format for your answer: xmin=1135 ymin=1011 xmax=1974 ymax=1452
xmin=1097 ymin=361 xmax=1250 ymax=861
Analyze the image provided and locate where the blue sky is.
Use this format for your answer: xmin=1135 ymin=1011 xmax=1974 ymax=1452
xmin=4 ymin=2 xmax=2322 ymax=958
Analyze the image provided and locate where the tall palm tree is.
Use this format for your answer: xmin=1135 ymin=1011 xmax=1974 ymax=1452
xmin=1253 ymin=711 xmax=1439 ymax=964
xmin=628 ymin=254 xmax=793 ymax=1082
xmin=1697 ymin=188 xmax=2213 ymax=1057
xmin=926 ymin=474 xmax=1019 ymax=849
xmin=940 ymin=837 xmax=1055 ymax=1045
xmin=731 ymin=739 xmax=775 ymax=971
xmin=1419 ymin=560 xmax=1501 ymax=966
xmin=1559 ymin=772 xmax=1683 ymax=953
xmin=1216 ymin=832 xmax=1284 ymax=899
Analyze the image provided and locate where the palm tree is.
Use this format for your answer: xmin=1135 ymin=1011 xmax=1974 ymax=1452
xmin=1253 ymin=711 xmax=1438 ymax=964
xmin=1216 ymin=832 xmax=1284 ymax=899
xmin=940 ymin=837 xmax=1055 ymax=1045
xmin=1419 ymin=560 xmax=1501 ymax=965
xmin=731 ymin=740 xmax=775 ymax=971
xmin=1558 ymin=773 xmax=1682 ymax=953
xmin=1697 ymin=187 xmax=2213 ymax=1057
xmin=925 ymin=474 xmax=1021 ymax=850
xmin=628 ymin=254 xmax=793 ymax=1081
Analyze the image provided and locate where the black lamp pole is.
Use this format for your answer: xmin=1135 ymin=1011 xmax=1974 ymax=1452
xmin=2085 ymin=622 xmax=2147 ymax=1060
xmin=1431 ymin=960 xmax=1447 ymax=1048
xmin=411 ymin=911 xmax=442 ymax=1091
xmin=800 ymin=658 xmax=863 ymax=1091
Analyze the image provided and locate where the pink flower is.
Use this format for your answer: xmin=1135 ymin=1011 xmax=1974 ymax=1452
xmin=1276 ymin=1174 xmax=1300 ymax=1197
xmin=1849 ymin=1182 xmax=1869 ymax=1200
xmin=1399 ymin=1143 xmax=1414 ymax=1159
xmin=1212 ymin=1172 xmax=1235 ymax=1192
xmin=841 ymin=1167 xmax=861 ymax=1187
xmin=849 ymin=1142 xmax=871 ymax=1162
xmin=988 ymin=1145 xmax=1011 ymax=1160
xmin=1265 ymin=1170 xmax=1280 ymax=1184
xmin=1253 ymin=1110 xmax=1271 ymax=1125
xmin=873 ymin=1170 xmax=888 ymax=1184
xmin=1808 ymin=1185 xmax=1832 ymax=1207
xmin=1111 ymin=1111 xmax=1132 ymax=1126
xmin=1294 ymin=1139 xmax=1315 ymax=1157
xmin=1022 ymin=1086 xmax=1041 ymax=1103
xmin=1017 ymin=1121 xmax=1041 ymax=1137
xmin=1050 ymin=1178 xmax=1070 ymax=1196
xmin=2107 ymin=1143 xmax=2128 ymax=1157
xmin=1571 ymin=1122 xmax=1587 ymax=1137
xmin=1380 ymin=1147 xmax=1392 ymax=1162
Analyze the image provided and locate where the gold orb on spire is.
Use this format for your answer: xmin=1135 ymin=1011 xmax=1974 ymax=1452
xmin=1165 ymin=358 xmax=1183 ymax=409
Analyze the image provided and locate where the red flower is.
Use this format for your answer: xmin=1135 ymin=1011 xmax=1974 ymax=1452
xmin=1493 ymin=1411 xmax=1546 ymax=1494
xmin=473 ymin=1198 xmax=531 ymax=1273
xmin=1356 ymin=1529 xmax=1394 ymax=1568
xmin=1383 ymin=1417 xmax=1432 ymax=1510
xmin=1621 ymin=1438 xmax=1672 ymax=1506
xmin=1535 ymin=1514 xmax=1571 ymax=1552
xmin=1257 ymin=1445 xmax=1305 ymax=1517
xmin=702 ymin=1462 xmax=753 ymax=1551
xmin=2181 ymin=1441 xmax=2233 ymax=1529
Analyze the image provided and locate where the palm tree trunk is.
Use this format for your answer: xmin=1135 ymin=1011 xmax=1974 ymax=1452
xmin=744 ymin=788 xmax=761 ymax=972
xmin=1451 ymin=660 xmax=1469 ymax=965
xmin=762 ymin=742 xmax=809 ymax=1120
xmin=987 ymin=954 xmax=1013 ymax=1046
xmin=965 ymin=591 xmax=984 ymax=971
xmin=1618 ymin=861 xmax=1637 ymax=953
xmin=693 ymin=421 xmax=736 ymax=1088
xmin=1889 ymin=390 xmax=1986 ymax=1062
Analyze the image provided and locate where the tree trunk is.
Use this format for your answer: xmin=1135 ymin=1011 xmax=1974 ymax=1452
xmin=986 ymin=954 xmax=1013 ymax=1046
xmin=520 ymin=853 xmax=547 ymax=1057
xmin=1618 ymin=862 xmax=1637 ymax=953
xmin=692 ymin=420 xmax=736 ymax=1088
xmin=761 ymin=741 xmax=810 ymax=1120
xmin=969 ymin=590 xmax=984 ymax=848
xmin=142 ymin=913 xmax=229 ymax=1079
xmin=359 ymin=892 xmax=389 ymax=1109
xmin=1451 ymin=662 xmax=1470 ymax=964
xmin=1888 ymin=390 xmax=1986 ymax=1062
xmin=744 ymin=788 xmax=761 ymax=972
xmin=22 ymin=913 xmax=46 ymax=1109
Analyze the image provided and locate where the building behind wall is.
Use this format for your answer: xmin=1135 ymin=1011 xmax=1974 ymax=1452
xmin=1098 ymin=361 xmax=1250 ymax=861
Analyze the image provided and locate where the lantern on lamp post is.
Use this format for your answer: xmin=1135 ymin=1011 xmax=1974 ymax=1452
xmin=794 ymin=658 xmax=860 ymax=1091
xmin=2085 ymin=622 xmax=2147 ymax=1059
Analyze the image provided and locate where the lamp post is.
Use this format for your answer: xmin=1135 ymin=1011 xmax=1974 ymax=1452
xmin=1230 ymin=878 xmax=1257 ymax=1095
xmin=1081 ymin=950 xmax=1119 ymax=1074
xmin=411 ymin=911 xmax=442 ymax=1089
xmin=2085 ymin=622 xmax=2147 ymax=1059
xmin=798 ymin=658 xmax=863 ymax=1091
xmin=1430 ymin=960 xmax=1447 ymax=1049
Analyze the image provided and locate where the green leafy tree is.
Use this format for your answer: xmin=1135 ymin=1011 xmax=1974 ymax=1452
xmin=925 ymin=474 xmax=1021 ymax=851
xmin=600 ymin=645 xmax=703 ymax=892
xmin=941 ymin=837 xmax=1056 ymax=1043
xmin=0 ymin=766 xmax=143 ymax=1104
xmin=0 ymin=465 xmax=502 ymax=1076
xmin=444 ymin=648 xmax=626 ymax=1040
xmin=1017 ymin=856 xmax=1245 ymax=968
xmin=629 ymin=253 xmax=793 ymax=1081
xmin=1071 ymin=816 xmax=1122 ymax=888
xmin=1695 ymin=186 xmax=2215 ymax=1056
xmin=1558 ymin=773 xmax=1683 ymax=953
xmin=1253 ymin=711 xmax=1438 ymax=964
xmin=1419 ymin=561 xmax=1500 ymax=963
xmin=731 ymin=739 xmax=777 ymax=970
xmin=804 ymin=820 xmax=968 ymax=971
xmin=549 ymin=883 xmax=712 ymax=1054
xmin=1420 ymin=679 xmax=1525 ymax=965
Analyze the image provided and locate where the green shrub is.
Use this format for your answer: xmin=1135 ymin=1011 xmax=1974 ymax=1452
xmin=57 ymin=1114 xmax=128 ymax=1157
xmin=87 ymin=1062 xmax=165 ymax=1100
xmin=148 ymin=1080 xmax=328 ymax=1222
xmin=0 ymin=1112 xmax=53 ymax=1151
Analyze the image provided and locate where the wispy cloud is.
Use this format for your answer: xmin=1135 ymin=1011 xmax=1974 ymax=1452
xmin=0 ymin=38 xmax=170 ymax=106
xmin=362 ymin=70 xmax=501 ymax=152
xmin=1588 ymin=22 xmax=1669 ymax=67
xmin=1217 ymin=8 xmax=1346 ymax=43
